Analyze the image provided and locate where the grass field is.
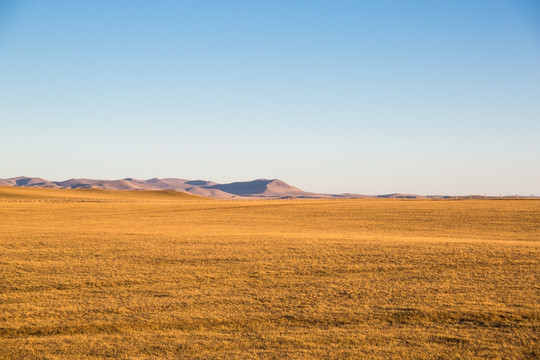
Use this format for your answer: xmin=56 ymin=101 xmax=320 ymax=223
xmin=0 ymin=187 xmax=538 ymax=359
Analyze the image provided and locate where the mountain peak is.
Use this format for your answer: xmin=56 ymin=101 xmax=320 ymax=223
xmin=205 ymin=178 xmax=302 ymax=196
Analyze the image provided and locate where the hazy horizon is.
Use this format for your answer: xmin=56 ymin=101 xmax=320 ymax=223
xmin=1 ymin=175 xmax=538 ymax=197
xmin=1 ymin=1 xmax=539 ymax=195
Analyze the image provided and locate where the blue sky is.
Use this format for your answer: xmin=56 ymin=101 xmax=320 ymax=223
xmin=0 ymin=0 xmax=538 ymax=195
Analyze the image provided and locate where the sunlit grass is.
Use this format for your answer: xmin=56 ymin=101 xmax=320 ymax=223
xmin=0 ymin=188 xmax=538 ymax=359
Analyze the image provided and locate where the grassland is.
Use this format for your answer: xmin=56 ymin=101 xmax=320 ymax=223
xmin=0 ymin=187 xmax=538 ymax=359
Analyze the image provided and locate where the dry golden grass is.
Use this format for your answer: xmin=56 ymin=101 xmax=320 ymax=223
xmin=0 ymin=187 xmax=538 ymax=359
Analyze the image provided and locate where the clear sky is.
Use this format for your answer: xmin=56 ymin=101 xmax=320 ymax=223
xmin=0 ymin=0 xmax=538 ymax=195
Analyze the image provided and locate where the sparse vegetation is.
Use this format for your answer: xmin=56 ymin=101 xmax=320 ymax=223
xmin=0 ymin=187 xmax=538 ymax=359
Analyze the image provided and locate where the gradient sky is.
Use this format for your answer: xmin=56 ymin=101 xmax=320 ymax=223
xmin=0 ymin=0 xmax=539 ymax=195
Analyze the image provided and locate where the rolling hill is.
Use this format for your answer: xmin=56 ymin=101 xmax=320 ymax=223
xmin=0 ymin=177 xmax=345 ymax=199
xmin=3 ymin=177 xmax=530 ymax=200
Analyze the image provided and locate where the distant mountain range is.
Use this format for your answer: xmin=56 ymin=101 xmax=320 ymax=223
xmin=0 ymin=177 xmax=358 ymax=199
xmin=1 ymin=177 xmax=533 ymax=200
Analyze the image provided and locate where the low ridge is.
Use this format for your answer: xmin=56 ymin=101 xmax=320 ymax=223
xmin=0 ymin=177 xmax=531 ymax=199
xmin=0 ymin=177 xmax=325 ymax=199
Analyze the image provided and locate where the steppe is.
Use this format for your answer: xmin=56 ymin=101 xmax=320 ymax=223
xmin=0 ymin=187 xmax=538 ymax=359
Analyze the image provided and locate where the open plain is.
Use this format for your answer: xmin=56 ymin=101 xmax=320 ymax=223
xmin=0 ymin=187 xmax=538 ymax=359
